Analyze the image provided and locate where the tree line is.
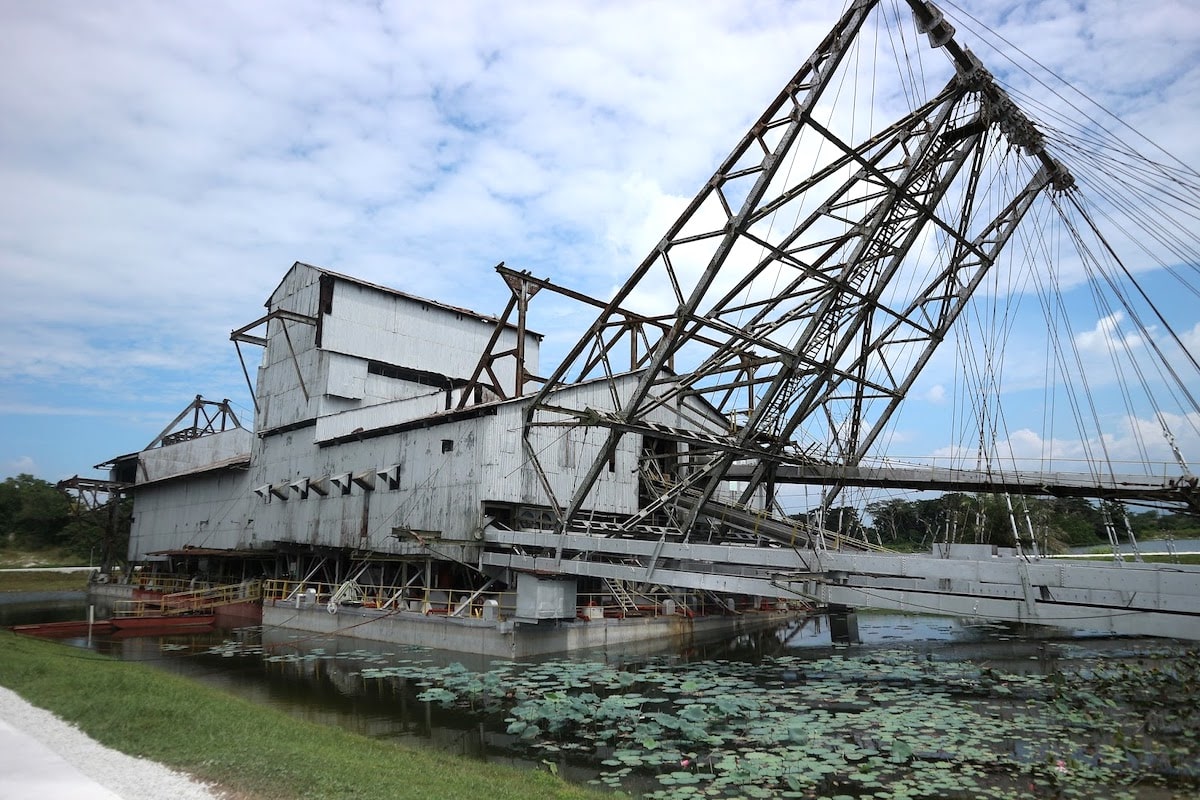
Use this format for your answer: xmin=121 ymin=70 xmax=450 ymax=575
xmin=0 ymin=474 xmax=130 ymax=566
xmin=798 ymin=493 xmax=1199 ymax=552
xmin=3 ymin=471 xmax=1195 ymax=562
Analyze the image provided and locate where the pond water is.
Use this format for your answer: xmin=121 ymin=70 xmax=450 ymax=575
xmin=8 ymin=597 xmax=1199 ymax=799
xmin=1069 ymin=538 xmax=1200 ymax=555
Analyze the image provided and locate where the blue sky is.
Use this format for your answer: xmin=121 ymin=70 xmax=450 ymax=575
xmin=1 ymin=0 xmax=1198 ymax=487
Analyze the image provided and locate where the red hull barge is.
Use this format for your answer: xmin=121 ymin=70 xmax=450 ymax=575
xmin=110 ymin=615 xmax=216 ymax=631
xmin=10 ymin=620 xmax=116 ymax=637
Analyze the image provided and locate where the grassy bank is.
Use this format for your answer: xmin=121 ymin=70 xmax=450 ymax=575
xmin=0 ymin=570 xmax=90 ymax=592
xmin=1064 ymin=553 xmax=1200 ymax=565
xmin=0 ymin=632 xmax=610 ymax=800
xmin=0 ymin=547 xmax=83 ymax=569
xmin=1133 ymin=553 xmax=1200 ymax=565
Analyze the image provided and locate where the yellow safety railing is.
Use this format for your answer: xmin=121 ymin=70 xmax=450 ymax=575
xmin=114 ymin=580 xmax=262 ymax=618
xmin=130 ymin=573 xmax=208 ymax=594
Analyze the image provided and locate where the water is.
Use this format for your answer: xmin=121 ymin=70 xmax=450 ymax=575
xmin=5 ymin=601 xmax=1089 ymax=747
xmin=8 ymin=598 xmax=1197 ymax=797
xmin=0 ymin=593 xmax=91 ymax=627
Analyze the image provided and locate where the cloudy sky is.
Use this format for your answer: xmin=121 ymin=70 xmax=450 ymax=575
xmin=2 ymin=0 xmax=1198 ymax=486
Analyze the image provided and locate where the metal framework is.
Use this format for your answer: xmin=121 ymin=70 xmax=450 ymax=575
xmin=457 ymin=263 xmax=707 ymax=407
xmin=56 ymin=475 xmax=130 ymax=571
xmin=481 ymin=528 xmax=1200 ymax=640
xmin=457 ymin=264 xmax=544 ymax=407
xmin=519 ymin=0 xmax=1084 ymax=541
xmin=143 ymin=395 xmax=245 ymax=450
xmin=231 ymin=309 xmax=319 ymax=412
xmin=56 ymin=476 xmax=128 ymax=512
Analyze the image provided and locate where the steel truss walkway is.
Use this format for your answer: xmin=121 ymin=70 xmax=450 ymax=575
xmin=725 ymin=463 xmax=1200 ymax=511
xmin=482 ymin=527 xmax=1200 ymax=641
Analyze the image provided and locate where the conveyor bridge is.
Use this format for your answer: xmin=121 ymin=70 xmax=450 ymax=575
xmin=482 ymin=526 xmax=1200 ymax=641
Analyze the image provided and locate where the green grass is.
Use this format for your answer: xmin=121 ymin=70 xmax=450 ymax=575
xmin=0 ymin=570 xmax=90 ymax=592
xmin=1135 ymin=553 xmax=1200 ymax=565
xmin=0 ymin=633 xmax=612 ymax=800
xmin=1066 ymin=553 xmax=1200 ymax=565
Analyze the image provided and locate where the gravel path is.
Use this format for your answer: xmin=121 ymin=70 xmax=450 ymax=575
xmin=0 ymin=686 xmax=223 ymax=800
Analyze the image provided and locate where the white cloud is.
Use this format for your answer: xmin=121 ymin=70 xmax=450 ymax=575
xmin=1180 ymin=322 xmax=1200 ymax=359
xmin=928 ymin=410 xmax=1200 ymax=477
xmin=2 ymin=456 xmax=37 ymax=478
xmin=1074 ymin=312 xmax=1144 ymax=356
xmin=0 ymin=0 xmax=1197 ymax=481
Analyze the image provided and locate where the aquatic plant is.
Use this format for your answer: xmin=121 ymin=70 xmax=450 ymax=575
xmin=349 ymin=646 xmax=1199 ymax=799
xmin=204 ymin=630 xmax=1199 ymax=798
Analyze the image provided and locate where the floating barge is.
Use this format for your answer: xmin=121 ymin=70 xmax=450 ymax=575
xmin=10 ymin=619 xmax=116 ymax=638
xmin=110 ymin=614 xmax=216 ymax=632
xmin=13 ymin=578 xmax=262 ymax=641
xmin=262 ymin=576 xmax=804 ymax=659
xmin=10 ymin=614 xmax=215 ymax=638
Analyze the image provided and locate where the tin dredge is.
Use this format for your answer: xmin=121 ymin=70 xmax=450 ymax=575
xmin=65 ymin=0 xmax=1200 ymax=652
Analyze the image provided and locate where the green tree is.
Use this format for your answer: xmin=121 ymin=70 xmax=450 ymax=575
xmin=864 ymin=493 xmax=1116 ymax=552
xmin=60 ymin=498 xmax=132 ymax=567
xmin=865 ymin=498 xmax=923 ymax=547
xmin=0 ymin=474 xmax=71 ymax=549
xmin=1044 ymin=497 xmax=1104 ymax=547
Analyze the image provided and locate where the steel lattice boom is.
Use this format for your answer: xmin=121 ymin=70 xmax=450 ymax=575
xmin=521 ymin=0 xmax=1086 ymax=537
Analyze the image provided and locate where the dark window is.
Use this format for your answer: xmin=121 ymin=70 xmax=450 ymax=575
xmin=441 ymin=439 xmax=454 ymax=453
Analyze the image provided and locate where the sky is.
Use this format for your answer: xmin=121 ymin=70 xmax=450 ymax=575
xmin=1 ymin=0 xmax=1199 ymax=486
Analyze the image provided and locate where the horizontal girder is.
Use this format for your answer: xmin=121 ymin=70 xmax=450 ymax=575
xmin=483 ymin=526 xmax=1200 ymax=640
xmin=725 ymin=462 xmax=1200 ymax=508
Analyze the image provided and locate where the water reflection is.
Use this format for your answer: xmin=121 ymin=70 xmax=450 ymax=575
xmin=0 ymin=595 xmax=94 ymax=627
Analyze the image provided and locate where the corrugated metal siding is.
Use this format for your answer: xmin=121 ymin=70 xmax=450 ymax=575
xmin=320 ymin=281 xmax=537 ymax=385
xmin=244 ymin=416 xmax=488 ymax=549
xmin=129 ymin=374 xmax=726 ymax=560
xmin=128 ymin=471 xmax=253 ymax=559
xmin=137 ymin=429 xmax=252 ymax=483
xmin=257 ymin=347 xmax=322 ymax=431
xmin=477 ymin=384 xmax=642 ymax=514
xmin=257 ymin=266 xmax=323 ymax=432
xmin=314 ymin=393 xmax=445 ymax=441
xmin=325 ymin=352 xmax=365 ymax=399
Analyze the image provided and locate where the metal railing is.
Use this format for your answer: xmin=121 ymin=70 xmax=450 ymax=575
xmin=130 ymin=573 xmax=206 ymax=593
xmin=261 ymin=579 xmax=801 ymax=621
xmin=574 ymin=588 xmax=782 ymax=619
xmin=114 ymin=580 xmax=262 ymax=618
xmin=262 ymin=579 xmax=517 ymax=619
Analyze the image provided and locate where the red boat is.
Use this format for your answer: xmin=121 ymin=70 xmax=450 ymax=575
xmin=10 ymin=620 xmax=116 ymax=637
xmin=110 ymin=614 xmax=215 ymax=631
